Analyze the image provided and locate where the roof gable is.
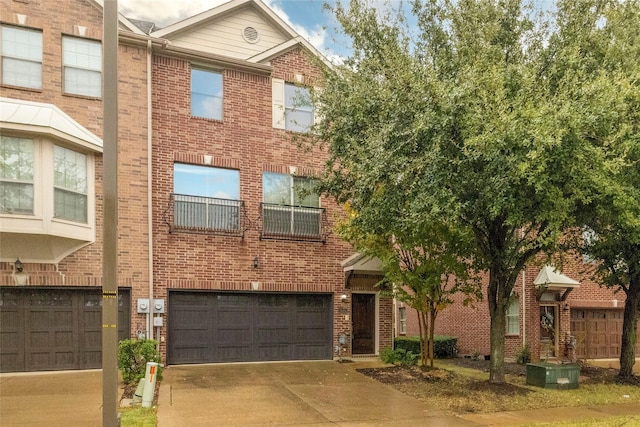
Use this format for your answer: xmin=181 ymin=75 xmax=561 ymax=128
xmin=150 ymin=0 xmax=330 ymax=66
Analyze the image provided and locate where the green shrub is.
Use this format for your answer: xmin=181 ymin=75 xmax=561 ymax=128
xmin=394 ymin=336 xmax=458 ymax=359
xmin=118 ymin=339 xmax=162 ymax=385
xmin=380 ymin=347 xmax=418 ymax=366
xmin=516 ymin=343 xmax=531 ymax=364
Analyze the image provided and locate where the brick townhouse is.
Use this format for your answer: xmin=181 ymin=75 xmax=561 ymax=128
xmin=0 ymin=0 xmax=393 ymax=373
xmin=0 ymin=0 xmax=152 ymax=372
xmin=146 ymin=0 xmax=392 ymax=365
xmin=397 ymin=252 xmax=640 ymax=362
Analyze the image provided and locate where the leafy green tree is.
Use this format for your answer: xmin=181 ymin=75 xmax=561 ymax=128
xmin=312 ymin=0 xmax=636 ymax=382
xmin=568 ymin=0 xmax=640 ymax=380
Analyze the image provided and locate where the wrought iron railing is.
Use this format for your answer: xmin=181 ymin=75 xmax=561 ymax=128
xmin=164 ymin=194 xmax=249 ymax=237
xmin=259 ymin=203 xmax=328 ymax=243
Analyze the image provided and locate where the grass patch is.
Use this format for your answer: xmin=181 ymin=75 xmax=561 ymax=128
xmin=358 ymin=359 xmax=640 ymax=414
xmin=119 ymin=406 xmax=157 ymax=427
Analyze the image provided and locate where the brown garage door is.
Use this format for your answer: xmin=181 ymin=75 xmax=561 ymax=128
xmin=0 ymin=288 xmax=130 ymax=372
xmin=571 ymin=309 xmax=640 ymax=359
xmin=168 ymin=292 xmax=332 ymax=364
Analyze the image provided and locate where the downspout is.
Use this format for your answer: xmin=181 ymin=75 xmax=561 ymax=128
xmin=147 ymin=39 xmax=154 ymax=341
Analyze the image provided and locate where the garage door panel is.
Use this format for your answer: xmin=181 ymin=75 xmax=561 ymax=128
xmin=168 ymin=292 xmax=332 ymax=364
xmin=257 ymin=344 xmax=291 ymax=360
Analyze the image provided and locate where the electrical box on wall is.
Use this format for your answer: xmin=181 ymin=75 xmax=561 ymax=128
xmin=153 ymin=299 xmax=165 ymax=313
xmin=137 ymin=298 xmax=150 ymax=313
xmin=153 ymin=316 xmax=163 ymax=327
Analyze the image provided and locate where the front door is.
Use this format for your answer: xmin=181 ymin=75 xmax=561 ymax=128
xmin=540 ymin=305 xmax=557 ymax=358
xmin=352 ymin=293 xmax=375 ymax=354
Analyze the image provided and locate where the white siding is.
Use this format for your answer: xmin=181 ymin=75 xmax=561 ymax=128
xmin=169 ymin=8 xmax=289 ymax=60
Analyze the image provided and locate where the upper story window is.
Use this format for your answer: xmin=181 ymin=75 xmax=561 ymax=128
xmin=0 ymin=136 xmax=34 ymax=215
xmin=261 ymin=172 xmax=324 ymax=241
xmin=62 ymin=36 xmax=102 ymax=97
xmin=172 ymin=163 xmax=241 ymax=233
xmin=1 ymin=25 xmax=43 ymax=89
xmin=1 ymin=136 xmax=90 ymax=224
xmin=285 ymin=83 xmax=313 ymax=132
xmin=54 ymin=145 xmax=87 ymax=222
xmin=272 ymin=79 xmax=316 ymax=133
xmin=191 ymin=68 xmax=223 ymax=120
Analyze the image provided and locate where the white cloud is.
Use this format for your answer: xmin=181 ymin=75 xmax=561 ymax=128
xmin=118 ymin=0 xmax=226 ymax=28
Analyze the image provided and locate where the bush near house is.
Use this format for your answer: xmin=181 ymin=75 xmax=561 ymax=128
xmin=395 ymin=336 xmax=457 ymax=359
xmin=118 ymin=339 xmax=163 ymax=385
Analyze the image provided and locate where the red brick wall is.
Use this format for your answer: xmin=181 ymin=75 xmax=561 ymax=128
xmin=1 ymin=0 xmax=151 ymax=336
xmin=151 ymin=47 xmax=363 ymax=358
xmin=431 ymin=257 xmax=626 ymax=360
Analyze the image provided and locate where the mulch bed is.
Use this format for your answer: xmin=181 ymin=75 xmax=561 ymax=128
xmin=357 ymin=358 xmax=640 ymax=386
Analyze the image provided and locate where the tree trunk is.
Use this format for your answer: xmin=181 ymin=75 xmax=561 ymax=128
xmin=488 ymin=270 xmax=508 ymax=383
xmin=619 ymin=281 xmax=640 ymax=379
xmin=417 ymin=308 xmax=429 ymax=367
xmin=429 ymin=306 xmax=438 ymax=368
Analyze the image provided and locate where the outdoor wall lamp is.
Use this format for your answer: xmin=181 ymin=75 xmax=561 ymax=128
xmin=14 ymin=258 xmax=23 ymax=273
xmin=341 ymin=294 xmax=348 ymax=303
xmin=253 ymin=257 xmax=259 ymax=269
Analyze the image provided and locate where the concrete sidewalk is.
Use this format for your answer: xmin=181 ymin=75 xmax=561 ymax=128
xmin=0 ymin=369 xmax=117 ymax=427
xmin=157 ymin=360 xmax=640 ymax=426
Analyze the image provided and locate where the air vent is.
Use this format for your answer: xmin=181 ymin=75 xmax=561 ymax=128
xmin=242 ymin=26 xmax=259 ymax=44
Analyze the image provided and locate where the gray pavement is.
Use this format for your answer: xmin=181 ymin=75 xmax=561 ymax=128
xmin=1 ymin=360 xmax=639 ymax=426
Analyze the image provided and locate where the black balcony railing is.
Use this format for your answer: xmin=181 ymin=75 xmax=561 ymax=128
xmin=164 ymin=194 xmax=248 ymax=237
xmin=259 ymin=203 xmax=328 ymax=243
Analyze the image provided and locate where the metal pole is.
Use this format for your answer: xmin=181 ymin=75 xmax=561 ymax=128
xmin=102 ymin=0 xmax=119 ymax=425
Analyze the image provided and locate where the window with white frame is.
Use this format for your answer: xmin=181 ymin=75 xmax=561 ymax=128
xmin=62 ymin=36 xmax=102 ymax=97
xmin=262 ymin=172 xmax=321 ymax=238
xmin=272 ymin=79 xmax=316 ymax=133
xmin=1 ymin=136 xmax=91 ymax=224
xmin=506 ymin=299 xmax=520 ymax=335
xmin=173 ymin=164 xmax=240 ymax=231
xmin=285 ymin=83 xmax=313 ymax=132
xmin=1 ymin=25 xmax=42 ymax=89
xmin=191 ymin=68 xmax=223 ymax=120
xmin=0 ymin=136 xmax=34 ymax=215
xmin=399 ymin=307 xmax=407 ymax=335
xmin=54 ymin=145 xmax=88 ymax=222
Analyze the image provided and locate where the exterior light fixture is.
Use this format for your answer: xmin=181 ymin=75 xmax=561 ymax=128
xmin=14 ymin=258 xmax=23 ymax=273
xmin=341 ymin=294 xmax=347 ymax=303
xmin=253 ymin=257 xmax=259 ymax=269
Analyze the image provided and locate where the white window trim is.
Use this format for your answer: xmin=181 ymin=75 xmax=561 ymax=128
xmin=272 ymin=78 xmax=320 ymax=131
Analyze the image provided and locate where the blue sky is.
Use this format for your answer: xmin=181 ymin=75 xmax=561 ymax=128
xmin=118 ymin=0 xmax=345 ymax=59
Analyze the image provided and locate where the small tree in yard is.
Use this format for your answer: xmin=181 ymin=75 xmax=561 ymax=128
xmin=311 ymin=0 xmax=639 ymax=383
xmin=338 ymin=206 xmax=480 ymax=368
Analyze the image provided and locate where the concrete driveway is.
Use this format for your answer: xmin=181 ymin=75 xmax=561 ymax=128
xmin=157 ymin=360 xmax=471 ymax=426
xmin=0 ymin=370 xmax=107 ymax=426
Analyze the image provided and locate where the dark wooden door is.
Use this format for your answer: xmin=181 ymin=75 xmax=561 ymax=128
xmin=167 ymin=292 xmax=332 ymax=364
xmin=0 ymin=288 xmax=130 ymax=373
xmin=352 ymin=293 xmax=375 ymax=354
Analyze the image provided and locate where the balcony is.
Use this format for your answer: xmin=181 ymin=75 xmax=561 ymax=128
xmin=259 ymin=203 xmax=328 ymax=243
xmin=165 ymin=194 xmax=248 ymax=237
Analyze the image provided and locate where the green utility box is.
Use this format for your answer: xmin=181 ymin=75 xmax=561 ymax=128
xmin=526 ymin=363 xmax=580 ymax=389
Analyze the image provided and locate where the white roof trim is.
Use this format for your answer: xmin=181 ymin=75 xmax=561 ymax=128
xmin=0 ymin=98 xmax=103 ymax=152
xmin=534 ymin=265 xmax=580 ymax=290
xmin=341 ymin=253 xmax=383 ymax=274
xmin=248 ymin=36 xmax=334 ymax=70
